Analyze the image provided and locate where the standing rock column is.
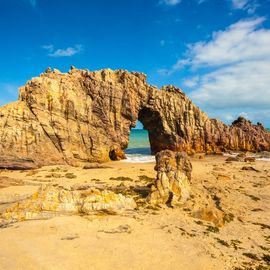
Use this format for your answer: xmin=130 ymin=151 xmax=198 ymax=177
xmin=147 ymin=150 xmax=192 ymax=206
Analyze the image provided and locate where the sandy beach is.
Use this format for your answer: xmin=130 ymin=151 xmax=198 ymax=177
xmin=0 ymin=155 xmax=269 ymax=270
xmin=1 ymin=0 xmax=270 ymax=269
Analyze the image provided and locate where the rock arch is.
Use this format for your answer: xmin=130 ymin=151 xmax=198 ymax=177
xmin=138 ymin=106 xmax=176 ymax=155
xmin=0 ymin=67 xmax=269 ymax=168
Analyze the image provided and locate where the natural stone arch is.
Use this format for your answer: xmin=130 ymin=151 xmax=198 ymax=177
xmin=138 ymin=106 xmax=175 ymax=155
xmin=0 ymin=67 xmax=269 ymax=168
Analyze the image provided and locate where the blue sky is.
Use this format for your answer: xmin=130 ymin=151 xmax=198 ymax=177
xmin=0 ymin=0 xmax=270 ymax=126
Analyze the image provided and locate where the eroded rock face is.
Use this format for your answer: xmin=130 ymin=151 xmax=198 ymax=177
xmin=0 ymin=68 xmax=269 ymax=167
xmin=0 ymin=185 xmax=137 ymax=223
xmin=0 ymin=102 xmax=65 ymax=167
xmin=147 ymin=150 xmax=192 ymax=206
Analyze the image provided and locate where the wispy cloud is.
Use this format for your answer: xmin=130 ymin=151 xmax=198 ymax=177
xmin=42 ymin=45 xmax=54 ymax=52
xmin=230 ymin=0 xmax=259 ymax=14
xmin=158 ymin=0 xmax=207 ymax=7
xmin=183 ymin=76 xmax=199 ymax=88
xmin=197 ymin=0 xmax=207 ymax=4
xmin=232 ymin=0 xmax=248 ymax=9
xmin=159 ymin=0 xmax=182 ymax=6
xmin=42 ymin=44 xmax=83 ymax=57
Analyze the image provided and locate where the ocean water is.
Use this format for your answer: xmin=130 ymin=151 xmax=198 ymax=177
xmin=123 ymin=129 xmax=155 ymax=163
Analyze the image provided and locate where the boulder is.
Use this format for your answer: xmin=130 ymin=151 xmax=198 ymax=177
xmin=82 ymin=163 xmax=112 ymax=169
xmin=237 ymin=152 xmax=246 ymax=159
xmin=109 ymin=146 xmax=126 ymax=161
xmin=192 ymin=208 xmax=224 ymax=227
xmin=1 ymin=185 xmax=137 ymax=223
xmin=244 ymin=157 xmax=256 ymax=162
xmin=226 ymin=156 xmax=240 ymax=162
xmin=241 ymin=166 xmax=260 ymax=172
xmin=147 ymin=150 xmax=192 ymax=206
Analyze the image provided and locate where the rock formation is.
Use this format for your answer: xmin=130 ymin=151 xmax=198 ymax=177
xmin=0 ymin=67 xmax=269 ymax=168
xmin=1 ymin=185 xmax=137 ymax=223
xmin=147 ymin=150 xmax=192 ymax=206
xmin=140 ymin=87 xmax=270 ymax=154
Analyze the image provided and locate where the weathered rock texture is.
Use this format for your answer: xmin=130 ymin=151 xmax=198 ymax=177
xmin=147 ymin=150 xmax=192 ymax=206
xmin=0 ymin=185 xmax=137 ymax=223
xmin=0 ymin=67 xmax=269 ymax=167
xmin=0 ymin=186 xmax=39 ymax=204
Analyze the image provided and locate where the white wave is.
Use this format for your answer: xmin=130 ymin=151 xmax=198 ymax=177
xmin=122 ymin=154 xmax=155 ymax=163
xmin=256 ymin=157 xmax=270 ymax=161
xmin=123 ymin=152 xmax=270 ymax=163
xmin=223 ymin=152 xmax=238 ymax=157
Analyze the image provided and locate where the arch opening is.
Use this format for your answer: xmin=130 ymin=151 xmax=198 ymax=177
xmin=123 ymin=105 xmax=174 ymax=162
xmin=138 ymin=106 xmax=174 ymax=154
xmin=124 ymin=120 xmax=153 ymax=162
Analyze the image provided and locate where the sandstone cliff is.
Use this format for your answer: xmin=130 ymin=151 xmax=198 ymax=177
xmin=0 ymin=67 xmax=269 ymax=168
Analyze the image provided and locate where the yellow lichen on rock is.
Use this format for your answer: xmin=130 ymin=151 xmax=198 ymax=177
xmin=0 ymin=185 xmax=137 ymax=223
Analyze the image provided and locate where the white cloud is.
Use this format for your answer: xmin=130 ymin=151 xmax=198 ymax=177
xmin=49 ymin=45 xmax=82 ymax=57
xmin=230 ymin=0 xmax=259 ymax=14
xmin=183 ymin=76 xmax=199 ymax=88
xmin=178 ymin=17 xmax=269 ymax=69
xmin=42 ymin=44 xmax=54 ymax=52
xmin=189 ymin=60 xmax=270 ymax=109
xmin=42 ymin=44 xmax=83 ymax=57
xmin=159 ymin=0 xmax=181 ymax=6
xmin=168 ymin=17 xmax=270 ymax=126
xmin=158 ymin=18 xmax=269 ymax=74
